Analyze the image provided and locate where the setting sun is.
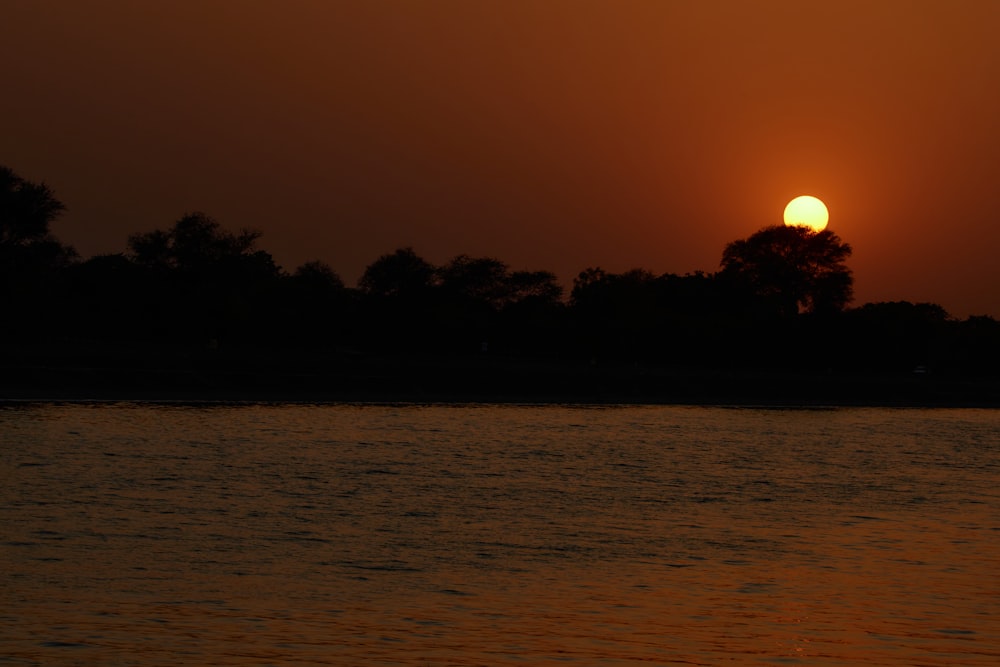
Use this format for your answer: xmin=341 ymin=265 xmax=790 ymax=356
xmin=783 ymin=195 xmax=829 ymax=232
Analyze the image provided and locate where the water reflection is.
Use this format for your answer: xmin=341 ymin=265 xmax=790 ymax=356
xmin=2 ymin=404 xmax=998 ymax=665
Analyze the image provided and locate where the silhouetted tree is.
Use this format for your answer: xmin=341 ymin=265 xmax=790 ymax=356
xmin=499 ymin=270 xmax=566 ymax=356
xmin=507 ymin=270 xmax=563 ymax=306
xmin=432 ymin=255 xmax=512 ymax=351
xmin=290 ymin=260 xmax=345 ymax=293
xmin=128 ymin=212 xmax=269 ymax=272
xmin=0 ymin=166 xmax=77 ymax=338
xmin=126 ymin=212 xmax=281 ymax=344
xmin=357 ymin=248 xmax=439 ymax=351
xmin=720 ymin=225 xmax=853 ymax=317
xmin=281 ymin=260 xmax=354 ymax=347
xmin=0 ymin=166 xmax=68 ymax=249
xmin=570 ymin=267 xmax=663 ymax=360
xmin=950 ymin=315 xmax=1000 ymax=375
xmin=437 ymin=255 xmax=512 ymax=309
xmin=358 ymin=247 xmax=437 ymax=298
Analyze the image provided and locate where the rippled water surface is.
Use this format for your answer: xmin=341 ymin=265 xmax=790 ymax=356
xmin=2 ymin=403 xmax=999 ymax=665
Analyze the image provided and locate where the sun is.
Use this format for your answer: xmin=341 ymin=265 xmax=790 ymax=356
xmin=783 ymin=195 xmax=829 ymax=232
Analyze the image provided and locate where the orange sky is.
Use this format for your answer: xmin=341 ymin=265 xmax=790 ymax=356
xmin=4 ymin=1 xmax=999 ymax=317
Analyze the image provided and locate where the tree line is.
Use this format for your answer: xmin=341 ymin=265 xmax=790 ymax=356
xmin=2 ymin=164 xmax=998 ymax=376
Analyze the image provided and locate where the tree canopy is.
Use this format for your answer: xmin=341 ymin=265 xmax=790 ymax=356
xmin=6 ymin=162 xmax=998 ymax=379
xmin=358 ymin=247 xmax=437 ymax=299
xmin=720 ymin=224 xmax=853 ymax=317
xmin=0 ymin=166 xmax=67 ymax=248
xmin=128 ymin=212 xmax=274 ymax=274
xmin=0 ymin=166 xmax=76 ymax=326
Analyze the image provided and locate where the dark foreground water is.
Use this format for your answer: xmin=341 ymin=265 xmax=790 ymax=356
xmin=2 ymin=403 xmax=998 ymax=665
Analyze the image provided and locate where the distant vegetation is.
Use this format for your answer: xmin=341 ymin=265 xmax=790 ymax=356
xmin=3 ymin=164 xmax=998 ymax=377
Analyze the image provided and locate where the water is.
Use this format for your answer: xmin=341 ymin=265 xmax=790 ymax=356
xmin=2 ymin=403 xmax=998 ymax=665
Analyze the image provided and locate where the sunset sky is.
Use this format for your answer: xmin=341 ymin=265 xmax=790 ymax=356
xmin=5 ymin=1 xmax=999 ymax=317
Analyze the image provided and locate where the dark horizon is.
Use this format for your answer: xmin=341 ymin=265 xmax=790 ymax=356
xmin=3 ymin=164 xmax=999 ymax=408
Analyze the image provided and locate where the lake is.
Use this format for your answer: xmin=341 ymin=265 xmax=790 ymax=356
xmin=2 ymin=403 xmax=998 ymax=665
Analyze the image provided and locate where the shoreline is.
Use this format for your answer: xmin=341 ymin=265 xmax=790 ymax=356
xmin=3 ymin=348 xmax=998 ymax=408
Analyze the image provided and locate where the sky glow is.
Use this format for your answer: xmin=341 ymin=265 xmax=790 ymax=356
xmin=3 ymin=0 xmax=999 ymax=317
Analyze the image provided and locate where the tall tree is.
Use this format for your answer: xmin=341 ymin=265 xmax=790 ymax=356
xmin=0 ymin=165 xmax=67 ymax=248
xmin=437 ymin=255 xmax=511 ymax=310
xmin=126 ymin=212 xmax=280 ymax=344
xmin=357 ymin=248 xmax=439 ymax=351
xmin=358 ymin=247 xmax=436 ymax=298
xmin=507 ymin=270 xmax=563 ymax=306
xmin=128 ymin=212 xmax=269 ymax=273
xmin=720 ymin=225 xmax=853 ymax=317
xmin=0 ymin=165 xmax=76 ymax=277
xmin=281 ymin=260 xmax=352 ymax=347
xmin=0 ymin=166 xmax=76 ymax=338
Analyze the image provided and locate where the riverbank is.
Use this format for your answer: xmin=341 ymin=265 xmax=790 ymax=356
xmin=2 ymin=341 xmax=998 ymax=406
